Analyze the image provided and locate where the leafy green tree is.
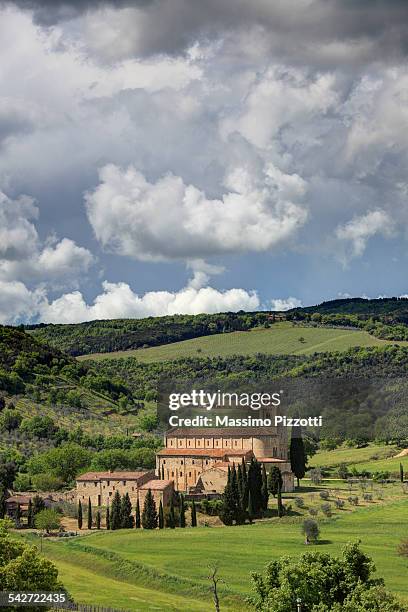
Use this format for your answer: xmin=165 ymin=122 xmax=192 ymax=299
xmin=142 ymin=489 xmax=158 ymax=529
xmin=87 ymin=497 xmax=92 ymax=530
xmin=290 ymin=425 xmax=306 ymax=487
xmin=191 ymin=500 xmax=197 ymax=527
xmin=20 ymin=415 xmax=57 ymax=439
xmin=135 ymin=497 xmax=141 ymax=529
xmin=0 ymin=519 xmax=63 ymax=592
xmin=309 ymin=467 xmax=323 ymax=485
xmin=27 ymin=443 xmax=92 ymax=484
xmin=77 ymin=500 xmax=82 ymax=530
xmin=249 ymin=542 xmax=402 ymax=612
xmin=34 ymin=509 xmax=62 ymax=534
xmin=32 ymin=473 xmax=63 ymax=492
xmin=179 ymin=494 xmax=186 ymax=528
xmin=158 ymin=500 xmax=164 ymax=529
xmin=120 ymin=492 xmax=133 ymax=528
xmin=0 ymin=460 xmax=17 ymax=490
xmin=110 ymin=491 xmax=122 ymax=530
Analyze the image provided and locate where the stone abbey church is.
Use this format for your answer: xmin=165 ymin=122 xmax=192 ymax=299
xmin=76 ymin=412 xmax=294 ymax=508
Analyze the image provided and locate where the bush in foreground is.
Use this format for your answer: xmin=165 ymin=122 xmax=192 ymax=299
xmin=249 ymin=542 xmax=406 ymax=612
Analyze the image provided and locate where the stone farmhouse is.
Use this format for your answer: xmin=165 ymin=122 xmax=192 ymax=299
xmin=75 ymin=414 xmax=294 ymax=508
xmin=76 ymin=470 xmax=173 ymax=509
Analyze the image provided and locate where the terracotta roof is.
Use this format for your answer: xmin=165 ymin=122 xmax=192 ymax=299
xmin=212 ymin=462 xmax=231 ymax=470
xmin=167 ymin=427 xmax=278 ymax=436
xmin=157 ymin=448 xmax=227 ymax=457
xmin=76 ymin=471 xmax=151 ymax=482
xmin=139 ymin=479 xmax=173 ymax=490
xmin=257 ymin=457 xmax=287 ymax=463
xmin=225 ymin=449 xmax=253 ymax=456
xmin=6 ymin=495 xmax=32 ymax=504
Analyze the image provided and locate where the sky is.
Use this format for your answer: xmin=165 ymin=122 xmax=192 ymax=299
xmin=1 ymin=0 xmax=408 ymax=324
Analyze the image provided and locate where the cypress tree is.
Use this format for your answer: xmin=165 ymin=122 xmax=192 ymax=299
xmin=261 ymin=464 xmax=269 ymax=512
xmin=161 ymin=465 xmax=165 ymax=480
xmin=268 ymin=466 xmax=283 ymax=498
xmin=248 ymin=459 xmax=263 ymax=517
xmin=231 ymin=464 xmax=244 ymax=524
xmin=158 ymin=500 xmax=164 ymax=529
xmin=219 ymin=478 xmax=236 ymax=526
xmin=400 ymin=463 xmax=404 ymax=483
xmin=191 ymin=500 xmax=197 ymax=527
xmin=120 ymin=492 xmax=133 ymax=528
xmin=237 ymin=463 xmax=243 ymax=501
xmin=77 ymin=500 xmax=83 ymax=530
xmin=179 ymin=494 xmax=186 ymax=528
xmin=27 ymin=499 xmax=33 ymax=528
xmin=241 ymin=458 xmax=248 ymax=510
xmin=290 ymin=425 xmax=306 ymax=488
xmin=135 ymin=497 xmax=141 ymax=529
xmin=87 ymin=497 xmax=92 ymax=530
xmin=167 ymin=497 xmax=175 ymax=528
xmin=142 ymin=489 xmax=158 ymax=529
xmin=247 ymin=489 xmax=255 ymax=523
xmin=111 ymin=491 xmax=122 ymax=530
xmin=277 ymin=479 xmax=283 ymax=518
xmin=96 ymin=511 xmax=101 ymax=529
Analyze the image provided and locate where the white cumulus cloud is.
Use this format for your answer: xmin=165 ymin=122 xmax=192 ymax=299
xmin=85 ymin=163 xmax=308 ymax=261
xmin=335 ymin=209 xmax=394 ymax=262
xmin=270 ymin=297 xmax=302 ymax=311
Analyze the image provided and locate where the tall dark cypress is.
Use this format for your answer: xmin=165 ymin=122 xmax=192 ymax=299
xmin=158 ymin=500 xmax=164 ymax=529
xmin=290 ymin=424 xmax=306 ymax=488
xmin=268 ymin=466 xmax=283 ymax=498
xmin=106 ymin=506 xmax=110 ymax=530
xmin=261 ymin=464 xmax=269 ymax=512
xmin=142 ymin=489 xmax=158 ymax=529
xmin=400 ymin=463 xmax=404 ymax=483
xmin=167 ymin=497 xmax=176 ymax=528
xmin=248 ymin=458 xmax=263 ymax=517
xmin=110 ymin=490 xmax=122 ymax=530
xmin=179 ymin=494 xmax=186 ymax=527
xmin=247 ymin=489 xmax=255 ymax=523
xmin=191 ymin=500 xmax=197 ymax=527
xmin=161 ymin=465 xmax=165 ymax=480
xmin=135 ymin=497 xmax=141 ymax=529
xmin=87 ymin=497 xmax=92 ymax=530
xmin=241 ymin=458 xmax=248 ymax=510
xmin=77 ymin=500 xmax=83 ymax=530
xmin=96 ymin=511 xmax=101 ymax=529
xmin=237 ymin=463 xmax=243 ymax=501
xmin=121 ymin=492 xmax=133 ymax=528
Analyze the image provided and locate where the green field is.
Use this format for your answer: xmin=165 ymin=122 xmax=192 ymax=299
xmin=78 ymin=323 xmax=404 ymax=362
xmin=310 ymin=443 xmax=408 ymax=476
xmin=32 ymin=492 xmax=408 ymax=611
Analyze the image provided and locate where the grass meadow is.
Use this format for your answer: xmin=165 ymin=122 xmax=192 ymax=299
xmin=78 ymin=322 xmax=405 ymax=363
xmin=26 ymin=477 xmax=408 ymax=611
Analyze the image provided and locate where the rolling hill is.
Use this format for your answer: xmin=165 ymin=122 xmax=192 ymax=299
xmin=78 ymin=322 xmax=406 ymax=363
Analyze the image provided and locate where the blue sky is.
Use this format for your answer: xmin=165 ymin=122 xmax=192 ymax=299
xmin=1 ymin=0 xmax=408 ymax=323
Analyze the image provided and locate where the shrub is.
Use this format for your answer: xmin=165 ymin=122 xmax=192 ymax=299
xmin=319 ymin=490 xmax=329 ymax=500
xmin=397 ymin=539 xmax=408 ymax=558
xmin=363 ymin=493 xmax=373 ymax=502
xmin=348 ymin=495 xmax=359 ymax=506
xmin=294 ymin=497 xmax=305 ymax=508
xmin=309 ymin=468 xmax=322 ymax=485
xmin=335 ymin=498 xmax=345 ymax=509
xmin=302 ymin=518 xmax=319 ymax=543
xmin=321 ymin=503 xmax=332 ymax=517
xmin=308 ymin=508 xmax=318 ymax=517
